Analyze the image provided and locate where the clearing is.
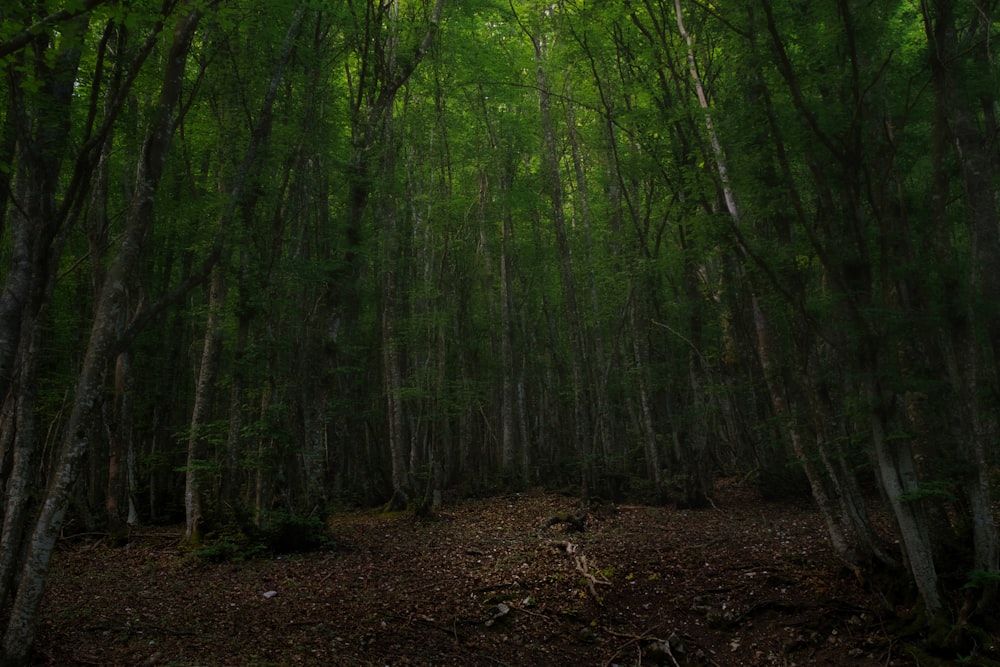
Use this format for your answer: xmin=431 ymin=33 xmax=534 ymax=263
xmin=37 ymin=480 xmax=921 ymax=666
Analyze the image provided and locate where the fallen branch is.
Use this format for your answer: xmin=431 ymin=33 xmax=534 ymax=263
xmin=553 ymin=541 xmax=611 ymax=605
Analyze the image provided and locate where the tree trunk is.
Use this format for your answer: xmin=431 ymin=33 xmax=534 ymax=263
xmin=531 ymin=26 xmax=593 ymax=498
xmin=0 ymin=6 xmax=89 ymax=625
xmin=185 ymin=4 xmax=303 ymax=540
xmin=1 ymin=9 xmax=203 ymax=661
xmin=629 ymin=296 xmax=663 ymax=499
xmin=106 ymin=351 xmax=134 ymax=542
xmin=224 ymin=273 xmax=250 ymax=509
xmin=184 ymin=266 xmax=225 ymax=546
xmin=924 ymin=0 xmax=999 ymax=613
xmin=382 ymin=227 xmax=411 ymax=507
xmin=495 ymin=164 xmax=520 ymax=482
xmin=566 ymin=93 xmax=614 ymax=483
xmin=866 ymin=367 xmax=943 ymax=614
xmin=0 ymin=328 xmax=44 ymax=614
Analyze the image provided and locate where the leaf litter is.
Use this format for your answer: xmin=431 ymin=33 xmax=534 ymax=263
xmin=36 ymin=479 xmax=912 ymax=666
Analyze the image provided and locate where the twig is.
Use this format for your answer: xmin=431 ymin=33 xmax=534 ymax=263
xmin=663 ymin=639 xmax=683 ymax=667
xmin=883 ymin=638 xmax=895 ymax=667
xmin=603 ymin=624 xmax=667 ymax=667
xmin=687 ymin=535 xmax=727 ymax=551
xmin=59 ymin=531 xmax=108 ymax=542
xmin=474 ymin=581 xmax=522 ymax=594
xmin=392 ymin=613 xmax=462 ymax=639
xmin=509 ymin=603 xmax=551 ymax=621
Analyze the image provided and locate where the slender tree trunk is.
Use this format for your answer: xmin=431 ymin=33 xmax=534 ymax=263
xmin=924 ymin=0 xmax=999 ymax=614
xmin=185 ymin=4 xmax=304 ymax=540
xmin=566 ymin=94 xmax=614 ymax=478
xmin=1 ymin=10 xmax=203 ymax=661
xmin=254 ymin=382 xmax=275 ymax=525
xmin=224 ymin=270 xmax=250 ymax=509
xmin=292 ymin=10 xmax=338 ymax=515
xmin=629 ymin=296 xmax=663 ymax=499
xmin=106 ymin=351 xmax=134 ymax=542
xmin=184 ymin=266 xmax=225 ymax=546
xmin=383 ymin=277 xmax=410 ymax=506
xmin=88 ymin=53 xmax=136 ymax=541
xmin=0 ymin=327 xmax=44 ymax=614
xmin=378 ymin=7 xmax=409 ymax=506
xmin=0 ymin=103 xmax=15 ymax=239
xmin=531 ymin=28 xmax=593 ymax=498
xmin=866 ymin=367 xmax=943 ymax=614
xmin=517 ymin=375 xmax=532 ymax=484
xmin=494 ymin=163 xmax=519 ymax=481
xmin=0 ymin=9 xmax=88 ymax=623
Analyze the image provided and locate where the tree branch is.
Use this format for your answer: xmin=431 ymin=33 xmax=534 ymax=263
xmin=0 ymin=0 xmax=111 ymax=60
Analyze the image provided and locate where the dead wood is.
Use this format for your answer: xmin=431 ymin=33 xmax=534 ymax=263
xmin=553 ymin=540 xmax=611 ymax=605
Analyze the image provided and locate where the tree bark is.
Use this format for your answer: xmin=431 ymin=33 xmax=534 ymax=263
xmin=629 ymin=297 xmax=663 ymax=499
xmin=923 ymin=0 xmax=999 ymax=613
xmin=529 ymin=23 xmax=593 ymax=498
xmin=0 ymin=10 xmax=89 ymax=617
xmin=184 ymin=3 xmax=304 ymax=541
xmin=184 ymin=266 xmax=224 ymax=546
xmin=106 ymin=351 xmax=135 ymax=542
xmin=1 ymin=8 xmax=203 ymax=661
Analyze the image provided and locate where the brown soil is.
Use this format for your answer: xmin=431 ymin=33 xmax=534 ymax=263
xmin=36 ymin=480 xmax=919 ymax=666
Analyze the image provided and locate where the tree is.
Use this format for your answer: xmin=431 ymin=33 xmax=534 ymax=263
xmin=1 ymin=5 xmax=206 ymax=660
xmin=0 ymin=0 xmax=998 ymax=660
xmin=183 ymin=1 xmax=305 ymax=546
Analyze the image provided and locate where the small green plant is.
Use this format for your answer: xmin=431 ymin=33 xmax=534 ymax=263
xmin=964 ymin=569 xmax=1000 ymax=590
xmin=193 ymin=535 xmax=266 ymax=563
xmin=897 ymin=480 xmax=956 ymax=503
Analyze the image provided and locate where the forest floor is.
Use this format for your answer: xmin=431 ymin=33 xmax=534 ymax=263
xmin=36 ymin=479 xmax=932 ymax=666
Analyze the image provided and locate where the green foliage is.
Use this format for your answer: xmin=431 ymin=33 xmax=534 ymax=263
xmin=4 ymin=0 xmax=1000 ymax=653
xmin=257 ymin=510 xmax=336 ymax=555
xmin=897 ymin=481 xmax=956 ymax=504
xmin=963 ymin=569 xmax=1000 ymax=591
xmin=192 ymin=533 xmax=267 ymax=563
xmin=193 ymin=511 xmax=335 ymax=563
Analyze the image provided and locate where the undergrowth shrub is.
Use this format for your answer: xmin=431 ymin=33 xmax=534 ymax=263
xmin=192 ymin=532 xmax=267 ymax=563
xmin=193 ymin=510 xmax=335 ymax=562
xmin=259 ymin=510 xmax=334 ymax=554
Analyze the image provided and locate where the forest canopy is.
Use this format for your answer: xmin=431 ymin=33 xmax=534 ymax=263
xmin=0 ymin=0 xmax=998 ymax=663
